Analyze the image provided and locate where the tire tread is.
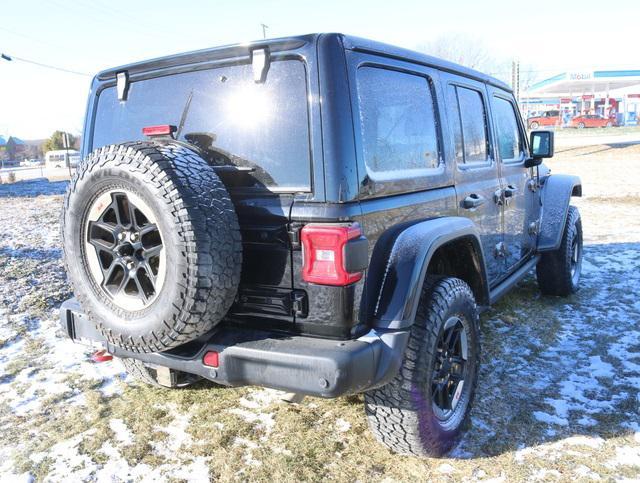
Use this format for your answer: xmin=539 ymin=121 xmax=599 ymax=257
xmin=62 ymin=142 xmax=242 ymax=353
xmin=364 ymin=277 xmax=480 ymax=457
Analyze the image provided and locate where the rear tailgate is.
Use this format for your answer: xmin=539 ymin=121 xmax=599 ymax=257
xmin=224 ymin=191 xmax=298 ymax=327
xmin=88 ymin=49 xmax=314 ymax=330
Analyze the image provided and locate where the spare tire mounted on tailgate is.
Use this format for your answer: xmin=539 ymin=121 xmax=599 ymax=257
xmin=62 ymin=141 xmax=242 ymax=353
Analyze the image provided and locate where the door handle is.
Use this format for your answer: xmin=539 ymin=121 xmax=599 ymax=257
xmin=462 ymin=194 xmax=485 ymax=209
xmin=503 ymin=185 xmax=518 ymax=198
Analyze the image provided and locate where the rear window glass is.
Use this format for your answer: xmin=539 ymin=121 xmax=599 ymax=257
xmin=357 ymin=67 xmax=440 ymax=181
xmin=92 ymin=60 xmax=310 ymax=190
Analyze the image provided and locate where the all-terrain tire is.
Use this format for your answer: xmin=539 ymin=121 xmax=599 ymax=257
xmin=364 ymin=277 xmax=480 ymax=457
xmin=536 ymin=205 xmax=582 ymax=296
xmin=119 ymin=358 xmax=201 ymax=388
xmin=62 ymin=142 xmax=242 ymax=353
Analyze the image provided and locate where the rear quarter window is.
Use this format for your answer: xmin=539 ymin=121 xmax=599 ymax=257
xmin=356 ymin=66 xmax=440 ymax=182
xmin=92 ymin=60 xmax=311 ymax=191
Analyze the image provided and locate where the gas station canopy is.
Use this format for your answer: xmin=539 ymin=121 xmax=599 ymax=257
xmin=522 ymin=70 xmax=640 ymax=125
xmin=527 ymin=70 xmax=640 ymax=96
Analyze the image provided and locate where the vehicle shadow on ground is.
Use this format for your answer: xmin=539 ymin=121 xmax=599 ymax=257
xmin=121 ymin=241 xmax=638 ymax=461
xmin=452 ymin=241 xmax=640 ymax=458
xmin=556 ymin=141 xmax=640 ymax=155
xmin=125 ymin=242 xmax=638 ymax=463
xmin=0 ymin=178 xmax=68 ymax=198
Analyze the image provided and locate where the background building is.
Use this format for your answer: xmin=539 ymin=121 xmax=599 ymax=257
xmin=0 ymin=135 xmax=27 ymax=166
xmin=521 ymin=70 xmax=640 ymax=126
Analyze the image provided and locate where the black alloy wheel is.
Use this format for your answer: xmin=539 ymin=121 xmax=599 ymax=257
xmin=431 ymin=316 xmax=469 ymax=421
xmin=85 ymin=190 xmax=165 ymax=312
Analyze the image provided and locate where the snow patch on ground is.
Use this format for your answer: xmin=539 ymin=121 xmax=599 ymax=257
xmin=335 ymin=418 xmax=351 ymax=433
xmin=228 ymin=407 xmax=275 ymax=435
xmin=1 ymin=167 xmax=640 ymax=480
xmin=109 ymin=418 xmax=133 ymax=445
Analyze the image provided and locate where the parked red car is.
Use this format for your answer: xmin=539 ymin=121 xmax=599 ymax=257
xmin=527 ymin=110 xmax=560 ymax=129
xmin=569 ymin=114 xmax=616 ymax=128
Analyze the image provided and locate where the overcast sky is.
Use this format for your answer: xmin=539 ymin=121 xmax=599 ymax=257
xmin=1 ymin=0 xmax=638 ymax=139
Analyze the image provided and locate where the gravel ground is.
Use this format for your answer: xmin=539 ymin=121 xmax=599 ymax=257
xmin=0 ymin=144 xmax=639 ymax=482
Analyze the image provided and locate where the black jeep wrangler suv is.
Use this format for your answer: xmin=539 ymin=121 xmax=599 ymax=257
xmin=59 ymin=33 xmax=583 ymax=457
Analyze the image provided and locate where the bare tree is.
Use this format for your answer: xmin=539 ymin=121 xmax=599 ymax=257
xmin=417 ymin=33 xmax=495 ymax=72
xmin=418 ymin=34 xmax=542 ymax=99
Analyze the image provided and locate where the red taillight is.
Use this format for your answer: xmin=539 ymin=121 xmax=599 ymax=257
xmin=142 ymin=124 xmax=176 ymax=137
xmin=203 ymin=351 xmax=219 ymax=367
xmin=300 ymin=223 xmax=364 ymax=286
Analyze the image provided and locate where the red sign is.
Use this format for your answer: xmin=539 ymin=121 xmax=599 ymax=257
xmin=582 ymin=94 xmax=594 ymax=100
xmin=560 ymin=98 xmax=572 ymax=103
xmin=628 ymin=94 xmax=640 ymax=98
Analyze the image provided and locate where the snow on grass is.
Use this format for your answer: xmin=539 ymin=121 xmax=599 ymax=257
xmin=228 ymin=407 xmax=275 ymax=436
xmin=335 ymin=418 xmax=351 ymax=433
xmin=606 ymin=446 xmax=640 ymax=469
xmin=153 ymin=408 xmax=194 ymax=456
xmin=239 ymin=388 xmax=286 ymax=409
xmin=109 ymin=419 xmax=134 ymax=445
xmin=1 ymin=157 xmax=640 ymax=480
xmin=533 ymin=411 xmax=569 ymax=426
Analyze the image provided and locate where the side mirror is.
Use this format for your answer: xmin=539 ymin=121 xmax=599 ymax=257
xmin=530 ymin=130 xmax=554 ymax=158
xmin=526 ymin=130 xmax=554 ymax=168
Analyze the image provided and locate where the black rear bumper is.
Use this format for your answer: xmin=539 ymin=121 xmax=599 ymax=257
xmin=59 ymin=299 xmax=409 ymax=398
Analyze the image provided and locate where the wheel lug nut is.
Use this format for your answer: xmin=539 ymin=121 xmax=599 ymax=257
xmin=130 ymin=232 xmax=139 ymax=242
xmin=117 ymin=232 xmax=126 ymax=241
xmin=126 ymin=261 xmax=135 ymax=270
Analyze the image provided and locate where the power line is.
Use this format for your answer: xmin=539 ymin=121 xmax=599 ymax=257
xmin=1 ymin=52 xmax=90 ymax=77
xmin=0 ymin=26 xmax=68 ymax=50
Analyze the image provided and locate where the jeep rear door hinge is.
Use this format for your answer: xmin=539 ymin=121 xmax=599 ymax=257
xmin=529 ymin=220 xmax=540 ymax=235
xmin=291 ymin=290 xmax=308 ymax=318
xmin=494 ymin=242 xmax=507 ymax=258
xmin=287 ymin=223 xmax=303 ymax=249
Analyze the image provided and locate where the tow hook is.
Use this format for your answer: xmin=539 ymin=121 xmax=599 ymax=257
xmin=91 ymin=349 xmax=113 ymax=363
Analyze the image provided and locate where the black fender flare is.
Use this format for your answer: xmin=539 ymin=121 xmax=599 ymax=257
xmin=537 ymin=174 xmax=582 ymax=252
xmin=363 ymin=217 xmax=489 ymax=330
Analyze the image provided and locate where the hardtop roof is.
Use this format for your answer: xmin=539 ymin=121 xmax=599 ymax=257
xmin=95 ymin=33 xmax=511 ymax=91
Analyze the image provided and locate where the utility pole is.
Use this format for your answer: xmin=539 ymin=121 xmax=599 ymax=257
xmin=63 ymin=132 xmax=72 ymax=178
xmin=2 ymin=54 xmax=11 ymax=170
xmin=261 ymin=23 xmax=269 ymax=39
xmin=511 ymin=60 xmax=520 ymax=103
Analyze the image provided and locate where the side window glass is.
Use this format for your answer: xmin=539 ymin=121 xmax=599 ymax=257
xmin=447 ymin=85 xmax=490 ymax=165
xmin=457 ymin=87 xmax=489 ymax=163
xmin=357 ymin=67 xmax=440 ymax=179
xmin=493 ymin=97 xmax=523 ymax=161
xmin=446 ymin=85 xmax=464 ymax=164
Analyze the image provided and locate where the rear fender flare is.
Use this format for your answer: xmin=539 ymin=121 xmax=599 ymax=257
xmin=363 ymin=217 xmax=489 ymax=330
xmin=537 ymin=174 xmax=582 ymax=252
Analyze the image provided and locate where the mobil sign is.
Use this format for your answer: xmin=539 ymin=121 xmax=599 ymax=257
xmin=567 ymin=71 xmax=593 ymax=81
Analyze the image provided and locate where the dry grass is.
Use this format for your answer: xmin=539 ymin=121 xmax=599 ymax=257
xmin=1 ymin=146 xmax=639 ymax=481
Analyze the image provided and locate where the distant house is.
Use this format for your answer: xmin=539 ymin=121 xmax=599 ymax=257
xmin=0 ymin=136 xmax=27 ymax=165
xmin=7 ymin=137 xmax=26 ymax=157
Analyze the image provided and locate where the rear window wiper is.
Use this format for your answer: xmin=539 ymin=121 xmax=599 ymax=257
xmin=176 ymin=90 xmax=193 ymax=140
